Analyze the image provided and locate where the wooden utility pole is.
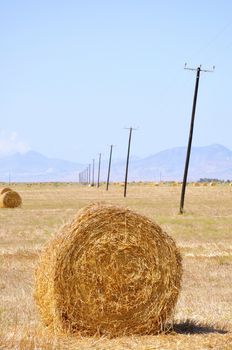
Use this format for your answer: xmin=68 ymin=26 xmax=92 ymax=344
xmin=106 ymin=145 xmax=113 ymax=191
xmin=88 ymin=164 xmax=91 ymax=184
xmin=86 ymin=167 xmax=89 ymax=185
xmin=92 ymin=159 xmax=95 ymax=186
xmin=97 ymin=153 xmax=101 ymax=188
xmin=180 ymin=64 xmax=214 ymax=214
xmin=124 ymin=127 xmax=136 ymax=197
xmin=85 ymin=167 xmax=88 ymax=184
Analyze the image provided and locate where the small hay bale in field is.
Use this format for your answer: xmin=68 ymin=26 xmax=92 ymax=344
xmin=34 ymin=202 xmax=182 ymax=337
xmin=209 ymin=182 xmax=217 ymax=186
xmin=0 ymin=187 xmax=12 ymax=195
xmin=0 ymin=190 xmax=22 ymax=208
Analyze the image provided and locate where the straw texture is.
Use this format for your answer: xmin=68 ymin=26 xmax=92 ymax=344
xmin=34 ymin=203 xmax=182 ymax=337
xmin=0 ymin=187 xmax=12 ymax=195
xmin=0 ymin=190 xmax=22 ymax=208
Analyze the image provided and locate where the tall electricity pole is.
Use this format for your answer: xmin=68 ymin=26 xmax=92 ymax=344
xmin=92 ymin=159 xmax=95 ymax=186
xmin=86 ymin=167 xmax=89 ymax=185
xmin=179 ymin=64 xmax=214 ymax=214
xmin=97 ymin=153 xmax=101 ymax=188
xmin=124 ymin=127 xmax=136 ymax=197
xmin=85 ymin=167 xmax=88 ymax=184
xmin=88 ymin=164 xmax=91 ymax=185
xmin=106 ymin=145 xmax=113 ymax=191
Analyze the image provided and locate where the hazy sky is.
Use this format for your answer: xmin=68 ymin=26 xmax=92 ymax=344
xmin=0 ymin=1 xmax=232 ymax=163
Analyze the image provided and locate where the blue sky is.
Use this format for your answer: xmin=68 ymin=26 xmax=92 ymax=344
xmin=0 ymin=0 xmax=232 ymax=163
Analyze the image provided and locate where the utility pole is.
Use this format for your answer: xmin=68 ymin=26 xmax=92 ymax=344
xmin=124 ymin=127 xmax=136 ymax=197
xmin=180 ymin=64 xmax=214 ymax=214
xmin=88 ymin=164 xmax=91 ymax=185
xmin=85 ymin=167 xmax=88 ymax=184
xmin=97 ymin=153 xmax=101 ymax=188
xmin=86 ymin=167 xmax=89 ymax=185
xmin=92 ymin=159 xmax=95 ymax=186
xmin=106 ymin=145 xmax=113 ymax=191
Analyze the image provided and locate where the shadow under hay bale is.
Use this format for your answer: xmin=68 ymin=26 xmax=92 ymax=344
xmin=0 ymin=190 xmax=22 ymax=208
xmin=173 ymin=319 xmax=228 ymax=335
xmin=34 ymin=202 xmax=182 ymax=337
xmin=0 ymin=187 xmax=12 ymax=195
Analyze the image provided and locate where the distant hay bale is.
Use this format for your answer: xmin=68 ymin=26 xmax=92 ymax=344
xmin=0 ymin=190 xmax=22 ymax=208
xmin=209 ymin=182 xmax=217 ymax=186
xmin=0 ymin=187 xmax=12 ymax=195
xmin=193 ymin=182 xmax=200 ymax=187
xmin=34 ymin=202 xmax=182 ymax=337
xmin=203 ymin=183 xmax=208 ymax=186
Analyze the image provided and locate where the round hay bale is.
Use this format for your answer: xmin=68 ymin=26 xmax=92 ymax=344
xmin=34 ymin=203 xmax=182 ymax=337
xmin=0 ymin=190 xmax=22 ymax=208
xmin=0 ymin=187 xmax=12 ymax=195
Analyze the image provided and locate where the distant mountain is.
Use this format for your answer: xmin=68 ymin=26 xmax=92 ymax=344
xmin=0 ymin=151 xmax=84 ymax=182
xmin=126 ymin=144 xmax=232 ymax=181
xmin=0 ymin=144 xmax=231 ymax=182
xmin=102 ymin=144 xmax=232 ymax=182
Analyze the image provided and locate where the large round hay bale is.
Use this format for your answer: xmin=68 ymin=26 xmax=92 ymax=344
xmin=0 ymin=190 xmax=22 ymax=208
xmin=0 ymin=187 xmax=12 ymax=195
xmin=34 ymin=203 xmax=182 ymax=337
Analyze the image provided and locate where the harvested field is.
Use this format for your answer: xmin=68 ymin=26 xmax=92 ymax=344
xmin=0 ymin=182 xmax=231 ymax=349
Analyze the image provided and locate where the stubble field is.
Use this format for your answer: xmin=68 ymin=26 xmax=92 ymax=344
xmin=0 ymin=182 xmax=231 ymax=350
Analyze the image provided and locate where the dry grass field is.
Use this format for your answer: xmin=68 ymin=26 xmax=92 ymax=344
xmin=0 ymin=182 xmax=231 ymax=350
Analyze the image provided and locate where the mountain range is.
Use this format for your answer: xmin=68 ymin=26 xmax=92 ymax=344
xmin=0 ymin=144 xmax=231 ymax=182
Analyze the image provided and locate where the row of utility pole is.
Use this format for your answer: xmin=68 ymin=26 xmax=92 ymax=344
xmin=78 ymin=128 xmax=135 ymax=197
xmin=79 ymin=63 xmax=214 ymax=209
